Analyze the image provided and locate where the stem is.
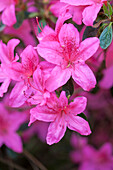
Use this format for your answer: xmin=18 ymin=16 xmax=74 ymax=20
xmin=0 ymin=157 xmax=26 ymax=170
xmin=23 ymin=149 xmax=47 ymax=170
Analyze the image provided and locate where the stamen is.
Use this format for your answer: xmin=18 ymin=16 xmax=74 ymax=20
xmin=28 ymin=77 xmax=43 ymax=93
xmin=36 ymin=17 xmax=43 ymax=33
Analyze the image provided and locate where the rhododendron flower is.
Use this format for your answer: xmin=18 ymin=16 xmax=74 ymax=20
xmin=61 ymin=0 xmax=107 ymax=25
xmin=79 ymin=143 xmax=113 ymax=170
xmin=29 ymin=91 xmax=91 ymax=145
xmin=37 ymin=23 xmax=99 ymax=92
xmin=99 ymin=40 xmax=113 ymax=89
xmin=0 ymin=0 xmax=17 ymax=26
xmin=70 ymin=134 xmax=87 ymax=163
xmin=37 ymin=13 xmax=71 ymax=42
xmin=0 ymin=103 xmax=26 ymax=153
xmin=9 ymin=45 xmax=39 ymax=107
xmin=28 ymin=62 xmax=55 ymax=106
xmin=0 ymin=39 xmax=21 ymax=97
xmin=50 ymin=1 xmax=85 ymax=25
xmin=4 ymin=19 xmax=37 ymax=47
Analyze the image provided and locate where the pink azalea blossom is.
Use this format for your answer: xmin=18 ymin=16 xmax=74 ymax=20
xmin=29 ymin=91 xmax=91 ymax=145
xmin=37 ymin=13 xmax=71 ymax=42
xmin=4 ymin=19 xmax=37 ymax=47
xmin=99 ymin=40 xmax=113 ymax=89
xmin=28 ymin=62 xmax=55 ymax=106
xmin=60 ymin=0 xmax=107 ymax=26
xmin=0 ymin=39 xmax=21 ymax=97
xmin=0 ymin=0 xmax=17 ymax=26
xmin=0 ymin=102 xmax=26 ymax=153
xmin=37 ymin=22 xmax=99 ymax=92
xmin=79 ymin=143 xmax=113 ymax=170
xmin=70 ymin=134 xmax=88 ymax=163
xmin=50 ymin=1 xmax=85 ymax=25
xmin=9 ymin=45 xmax=39 ymax=107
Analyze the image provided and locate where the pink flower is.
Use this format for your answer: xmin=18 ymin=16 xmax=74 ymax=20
xmin=0 ymin=102 xmax=26 ymax=153
xmin=0 ymin=39 xmax=21 ymax=97
xmin=4 ymin=19 xmax=37 ymax=47
xmin=70 ymin=134 xmax=88 ymax=163
xmin=0 ymin=0 xmax=17 ymax=26
xmin=9 ymin=45 xmax=39 ymax=107
xmin=37 ymin=23 xmax=99 ymax=92
xmin=50 ymin=1 xmax=85 ymax=25
xmin=99 ymin=40 xmax=113 ymax=89
xmin=61 ymin=0 xmax=107 ymax=26
xmin=28 ymin=62 xmax=55 ymax=106
xmin=79 ymin=143 xmax=113 ymax=170
xmin=29 ymin=91 xmax=91 ymax=145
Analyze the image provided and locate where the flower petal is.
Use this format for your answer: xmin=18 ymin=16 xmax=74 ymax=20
xmin=78 ymin=37 xmax=100 ymax=61
xmin=67 ymin=115 xmax=91 ymax=135
xmin=46 ymin=66 xmax=71 ymax=92
xmin=37 ymin=41 xmax=63 ymax=65
xmin=68 ymin=96 xmax=87 ymax=115
xmin=82 ymin=4 xmax=102 ymax=26
xmin=46 ymin=115 xmax=67 ymax=145
xmin=30 ymin=105 xmax=57 ymax=122
xmin=2 ymin=5 xmax=16 ymax=26
xmin=72 ymin=64 xmax=96 ymax=91
xmin=4 ymin=132 xmax=23 ymax=153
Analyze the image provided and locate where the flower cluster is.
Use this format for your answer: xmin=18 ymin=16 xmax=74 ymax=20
xmin=0 ymin=1 xmax=113 ymax=169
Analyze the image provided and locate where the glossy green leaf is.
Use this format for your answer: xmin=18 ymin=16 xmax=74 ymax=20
xmin=99 ymin=23 xmax=112 ymax=49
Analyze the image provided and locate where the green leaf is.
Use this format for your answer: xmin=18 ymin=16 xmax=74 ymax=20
xmin=108 ymin=2 xmax=112 ymax=16
xmin=0 ymin=21 xmax=5 ymax=32
xmin=13 ymin=11 xmax=25 ymax=28
xmin=77 ymin=113 xmax=88 ymax=121
xmin=28 ymin=12 xmax=39 ymax=18
xmin=103 ymin=3 xmax=109 ymax=16
xmin=99 ymin=23 xmax=112 ymax=49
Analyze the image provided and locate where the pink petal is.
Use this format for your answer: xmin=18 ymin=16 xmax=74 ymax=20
xmin=106 ymin=40 xmax=113 ymax=68
xmin=30 ymin=105 xmax=57 ymax=122
xmin=72 ymin=64 xmax=96 ymax=91
xmin=0 ymin=78 xmax=11 ymax=97
xmin=0 ymin=41 xmax=9 ymax=64
xmin=59 ymin=91 xmax=68 ymax=107
xmin=0 ymin=0 xmax=12 ymax=12
xmin=9 ymin=112 xmax=27 ymax=131
xmin=46 ymin=115 xmax=67 ymax=145
xmin=55 ymin=13 xmax=72 ymax=35
xmin=68 ymin=97 xmax=87 ymax=115
xmin=45 ymin=66 xmax=71 ymax=92
xmin=4 ymin=132 xmax=23 ymax=153
xmin=37 ymin=41 xmax=63 ymax=65
xmin=71 ymin=6 xmax=84 ymax=25
xmin=21 ymin=45 xmax=39 ymax=75
xmin=99 ymin=66 xmax=113 ymax=89
xmin=59 ymin=23 xmax=80 ymax=59
xmin=82 ymin=4 xmax=102 ymax=26
xmin=67 ymin=115 xmax=91 ymax=135
xmin=60 ymin=0 xmax=93 ymax=6
xmin=2 ymin=5 xmax=16 ymax=26
xmin=7 ymin=39 xmax=20 ymax=61
xmin=78 ymin=37 xmax=100 ymax=61
xmin=9 ymin=81 xmax=31 ymax=107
